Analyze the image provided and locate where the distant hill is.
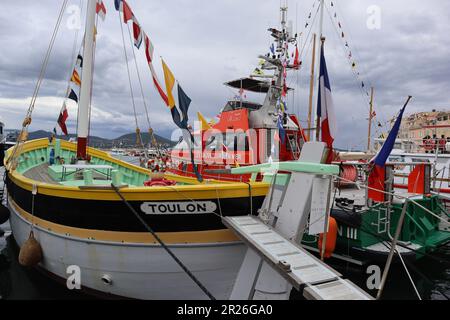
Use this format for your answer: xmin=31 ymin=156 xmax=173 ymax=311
xmin=25 ymin=130 xmax=175 ymax=148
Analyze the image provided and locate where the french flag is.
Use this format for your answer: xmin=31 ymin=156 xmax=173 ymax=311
xmin=372 ymin=101 xmax=409 ymax=167
xmin=317 ymin=42 xmax=337 ymax=163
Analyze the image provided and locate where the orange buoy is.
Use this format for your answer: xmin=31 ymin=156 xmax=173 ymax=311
xmin=317 ymin=217 xmax=338 ymax=259
xmin=18 ymin=231 xmax=43 ymax=267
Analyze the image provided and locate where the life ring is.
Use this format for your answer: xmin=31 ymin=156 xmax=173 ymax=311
xmin=317 ymin=217 xmax=338 ymax=259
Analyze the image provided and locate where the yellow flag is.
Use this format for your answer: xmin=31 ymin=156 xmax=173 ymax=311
xmin=197 ymin=112 xmax=211 ymax=131
xmin=161 ymin=59 xmax=176 ymax=107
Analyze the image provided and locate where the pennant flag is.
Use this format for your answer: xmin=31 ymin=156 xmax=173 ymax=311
xmin=144 ymin=33 xmax=154 ymax=63
xmin=132 ymin=18 xmax=143 ymax=49
xmin=352 ymin=62 xmax=356 ymax=68
xmin=317 ymin=43 xmax=337 ymax=163
xmin=293 ymin=45 xmax=300 ymax=69
xmin=270 ymin=43 xmax=275 ymax=55
xmin=277 ymin=115 xmax=286 ymax=143
xmin=341 ymin=31 xmax=345 ymax=38
xmin=68 ymin=89 xmax=78 ymax=103
xmin=372 ymin=104 xmax=407 ymax=167
xmin=96 ymin=0 xmax=106 ymax=21
xmin=338 ymin=22 xmax=342 ymax=28
xmin=178 ymin=84 xmax=191 ymax=128
xmin=53 ymin=127 xmax=57 ymax=135
xmin=57 ymin=102 xmax=69 ymax=135
xmin=76 ymin=54 xmax=83 ymax=68
xmin=345 ymin=41 xmax=349 ymax=47
xmin=161 ymin=59 xmax=176 ymax=108
xmin=305 ymin=22 xmax=309 ymax=28
xmin=348 ymin=51 xmax=352 ymax=59
xmin=114 ymin=0 xmax=123 ymax=11
xmin=198 ymin=112 xmax=212 ymax=131
xmin=144 ymin=34 xmax=168 ymax=105
xmin=70 ymin=69 xmax=81 ymax=86
xmin=361 ymin=81 xmax=365 ymax=88
xmin=370 ymin=111 xmax=377 ymax=119
xmin=122 ymin=0 xmax=134 ymax=23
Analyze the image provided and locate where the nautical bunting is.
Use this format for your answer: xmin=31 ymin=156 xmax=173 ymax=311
xmin=96 ymin=0 xmax=107 ymax=21
xmin=57 ymin=102 xmax=69 ymax=135
xmin=70 ymin=69 xmax=81 ymax=86
xmin=161 ymin=59 xmax=176 ymax=108
xmin=122 ymin=0 xmax=134 ymax=23
xmin=178 ymin=84 xmax=191 ymax=128
xmin=114 ymin=0 xmax=123 ymax=11
xmin=68 ymin=89 xmax=79 ymax=103
xmin=132 ymin=18 xmax=143 ymax=49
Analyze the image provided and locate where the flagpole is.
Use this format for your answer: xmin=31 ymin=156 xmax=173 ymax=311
xmin=307 ymin=33 xmax=317 ymax=141
xmin=316 ymin=37 xmax=325 ymax=142
xmin=367 ymin=87 xmax=374 ymax=151
xmin=76 ymin=0 xmax=96 ymax=160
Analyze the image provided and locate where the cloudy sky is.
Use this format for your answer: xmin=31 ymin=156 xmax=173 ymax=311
xmin=0 ymin=0 xmax=449 ymax=149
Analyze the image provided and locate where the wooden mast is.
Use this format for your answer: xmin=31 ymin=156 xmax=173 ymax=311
xmin=306 ymin=33 xmax=317 ymax=141
xmin=76 ymin=0 xmax=96 ymax=160
xmin=367 ymin=87 xmax=374 ymax=151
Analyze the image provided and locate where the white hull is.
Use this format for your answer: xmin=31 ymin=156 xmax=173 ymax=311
xmin=9 ymin=202 xmax=245 ymax=300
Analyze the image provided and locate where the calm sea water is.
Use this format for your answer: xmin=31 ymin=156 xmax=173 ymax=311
xmin=0 ymin=160 xmax=448 ymax=300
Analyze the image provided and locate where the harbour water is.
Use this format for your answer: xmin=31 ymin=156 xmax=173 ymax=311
xmin=0 ymin=159 xmax=448 ymax=300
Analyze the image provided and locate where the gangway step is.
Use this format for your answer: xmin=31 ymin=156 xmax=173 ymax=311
xmin=223 ymin=215 xmax=373 ymax=300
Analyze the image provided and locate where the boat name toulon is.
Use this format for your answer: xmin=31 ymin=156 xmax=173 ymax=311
xmin=140 ymin=201 xmax=217 ymax=215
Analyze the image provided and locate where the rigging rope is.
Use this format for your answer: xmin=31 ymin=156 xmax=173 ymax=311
xmin=7 ymin=0 xmax=69 ymax=170
xmin=117 ymin=10 xmax=144 ymax=149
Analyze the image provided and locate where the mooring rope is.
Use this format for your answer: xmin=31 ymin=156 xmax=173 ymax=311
xmin=110 ymin=184 xmax=216 ymax=300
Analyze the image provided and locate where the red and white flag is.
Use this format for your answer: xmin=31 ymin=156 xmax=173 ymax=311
xmin=317 ymin=43 xmax=337 ymax=163
xmin=132 ymin=17 xmax=143 ymax=49
xmin=122 ymin=0 xmax=134 ymax=23
xmin=96 ymin=0 xmax=106 ymax=21
xmin=58 ymin=102 xmax=69 ymax=135
xmin=144 ymin=33 xmax=168 ymax=106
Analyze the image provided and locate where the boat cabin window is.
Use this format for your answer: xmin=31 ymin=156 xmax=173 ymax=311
xmin=222 ymin=100 xmax=262 ymax=112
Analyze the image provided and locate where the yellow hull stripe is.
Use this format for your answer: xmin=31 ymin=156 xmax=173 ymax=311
xmin=6 ymin=139 xmax=269 ymax=201
xmin=9 ymin=197 xmax=240 ymax=245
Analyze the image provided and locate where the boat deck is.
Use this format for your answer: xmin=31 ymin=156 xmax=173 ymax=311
xmin=23 ymin=164 xmax=59 ymax=185
xmin=23 ymin=163 xmax=110 ymax=185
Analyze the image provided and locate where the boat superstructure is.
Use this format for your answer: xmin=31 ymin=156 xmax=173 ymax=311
xmin=168 ymin=7 xmax=307 ymax=181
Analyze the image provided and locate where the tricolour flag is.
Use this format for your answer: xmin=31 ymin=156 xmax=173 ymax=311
xmin=372 ymin=104 xmax=407 ymax=167
xmin=317 ymin=42 xmax=337 ymax=163
xmin=58 ymin=102 xmax=69 ymax=135
xmin=96 ymin=0 xmax=106 ymax=21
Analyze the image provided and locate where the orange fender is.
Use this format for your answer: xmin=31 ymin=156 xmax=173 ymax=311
xmin=317 ymin=217 xmax=338 ymax=259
